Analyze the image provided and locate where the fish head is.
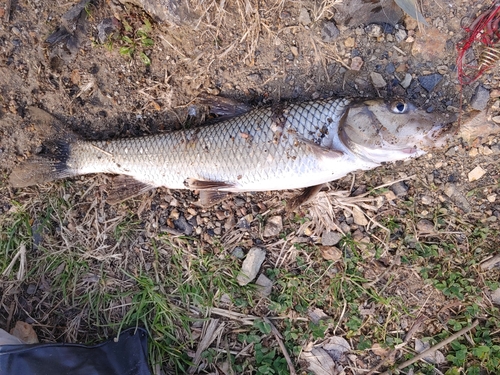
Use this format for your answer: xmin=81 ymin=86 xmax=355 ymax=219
xmin=340 ymin=98 xmax=454 ymax=163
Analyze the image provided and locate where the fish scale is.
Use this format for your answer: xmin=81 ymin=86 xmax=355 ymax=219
xmin=68 ymin=98 xmax=352 ymax=191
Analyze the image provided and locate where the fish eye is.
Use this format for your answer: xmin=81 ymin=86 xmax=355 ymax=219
xmin=391 ymin=100 xmax=407 ymax=114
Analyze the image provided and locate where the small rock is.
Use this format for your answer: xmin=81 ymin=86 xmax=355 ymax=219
xmin=10 ymin=321 xmax=38 ymax=344
xmin=471 ymin=85 xmax=490 ymax=111
xmin=321 ymin=231 xmax=342 ymax=246
xmin=390 ymin=181 xmax=408 ymax=197
xmin=298 ymin=7 xmax=311 ymax=25
xmin=366 ymin=24 xmax=383 ymax=38
xmin=344 ymin=37 xmax=355 ymax=48
xmin=290 ymin=46 xmax=299 ymax=57
xmin=237 ymin=214 xmax=253 ymax=229
xmin=492 ymin=116 xmax=500 ymax=124
xmin=395 ymin=29 xmax=407 ymax=42
xmin=370 ymin=72 xmax=387 ymax=88
xmin=352 ymin=206 xmax=369 ymax=226
xmin=263 ymin=216 xmax=283 ymax=237
xmin=26 ymin=284 xmax=37 ymax=295
xmin=174 ymin=214 xmax=193 ymax=235
xmin=443 ymin=183 xmax=456 ymax=198
xmin=487 ymin=194 xmax=497 ymax=203
xmin=468 ymin=166 xmax=486 ymax=182
xmin=436 ymin=65 xmax=449 ymax=74
xmin=480 ymin=146 xmax=493 ymax=156
xmin=418 ymin=73 xmax=443 ymax=92
xmin=417 ymin=219 xmax=434 ymax=233
xmin=385 ymin=62 xmax=395 ymax=74
xmin=445 ymin=146 xmax=456 ymax=157
xmin=321 ymin=21 xmax=340 ymax=42
xmin=400 ymin=73 xmax=412 ymax=89
xmin=255 ymin=274 xmax=273 ymax=297
xmin=492 ymin=287 xmax=500 ymax=305
xmin=384 ymin=190 xmax=397 ymax=201
xmin=421 ymin=195 xmax=433 ymax=205
xmin=469 ymin=148 xmax=479 ymax=157
xmin=237 ymin=247 xmax=266 ymax=286
xmin=231 ymin=247 xmax=245 ymax=259
xmin=350 ymin=56 xmax=364 ymax=71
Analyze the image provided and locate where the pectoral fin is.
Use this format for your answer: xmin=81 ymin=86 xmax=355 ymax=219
xmin=184 ymin=178 xmax=235 ymax=190
xmin=287 ymin=184 xmax=325 ymax=211
xmin=106 ymin=175 xmax=155 ymax=204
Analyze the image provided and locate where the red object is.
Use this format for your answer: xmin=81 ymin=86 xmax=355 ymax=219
xmin=457 ymin=1 xmax=500 ymax=84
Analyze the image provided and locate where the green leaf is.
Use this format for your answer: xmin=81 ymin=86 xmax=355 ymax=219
xmin=139 ymin=52 xmax=151 ymax=66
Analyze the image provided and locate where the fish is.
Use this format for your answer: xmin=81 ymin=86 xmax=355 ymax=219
xmin=9 ymin=97 xmax=453 ymax=207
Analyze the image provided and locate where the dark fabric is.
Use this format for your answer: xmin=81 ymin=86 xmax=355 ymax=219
xmin=0 ymin=328 xmax=151 ymax=375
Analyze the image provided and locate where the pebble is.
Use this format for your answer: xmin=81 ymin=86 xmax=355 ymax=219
xmin=321 ymin=21 xmax=340 ymax=42
xmin=395 ymin=29 xmax=407 ymax=43
xmin=231 ymin=247 xmax=245 ymax=259
xmin=418 ymin=74 xmax=443 ymax=92
xmin=468 ymin=166 xmax=486 ymax=182
xmin=366 ymin=24 xmax=383 ymax=38
xmin=487 ymin=194 xmax=497 ymax=203
xmin=352 ymin=206 xmax=369 ymax=226
xmin=263 ymin=215 xmax=283 ymax=237
xmin=350 ymin=56 xmax=364 ymax=71
xmin=492 ymin=287 xmax=500 ymax=306
xmin=321 ymin=231 xmax=342 ymax=246
xmin=417 ymin=219 xmax=434 ymax=233
xmin=443 ymin=183 xmax=456 ymax=198
xmin=298 ymin=7 xmax=311 ymax=25
xmin=471 ymin=85 xmax=490 ymax=111
xmin=344 ymin=37 xmax=355 ymax=48
xmin=400 ymin=73 xmax=412 ymax=89
xmin=390 ymin=181 xmax=408 ymax=197
xmin=469 ymin=148 xmax=479 ymax=157
xmin=492 ymin=116 xmax=500 ymax=124
xmin=255 ymin=274 xmax=273 ymax=297
xmin=421 ymin=195 xmax=433 ymax=205
xmin=370 ymin=72 xmax=387 ymax=88
xmin=174 ymin=214 xmax=193 ymax=235
xmin=237 ymin=247 xmax=266 ymax=286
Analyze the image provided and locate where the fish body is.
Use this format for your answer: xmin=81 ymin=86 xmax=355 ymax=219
xmin=10 ymin=97 xmax=451 ymax=204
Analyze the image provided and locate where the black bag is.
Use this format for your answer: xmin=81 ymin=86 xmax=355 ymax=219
xmin=0 ymin=327 xmax=152 ymax=375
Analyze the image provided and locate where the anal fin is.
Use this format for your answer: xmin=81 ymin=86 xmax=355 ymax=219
xmin=106 ymin=175 xmax=155 ymax=205
xmin=287 ymin=184 xmax=325 ymax=211
xmin=198 ymin=190 xmax=230 ymax=207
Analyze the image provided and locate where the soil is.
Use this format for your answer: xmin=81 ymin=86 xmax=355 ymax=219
xmin=0 ymin=0 xmax=499 ymax=374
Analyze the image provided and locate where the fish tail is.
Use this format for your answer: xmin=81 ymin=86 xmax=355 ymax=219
xmin=9 ymin=140 xmax=75 ymax=188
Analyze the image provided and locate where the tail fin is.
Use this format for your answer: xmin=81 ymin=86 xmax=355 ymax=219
xmin=9 ymin=141 xmax=74 ymax=187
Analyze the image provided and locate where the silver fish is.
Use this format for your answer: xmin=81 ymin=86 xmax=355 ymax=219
xmin=9 ymin=98 xmax=452 ymax=206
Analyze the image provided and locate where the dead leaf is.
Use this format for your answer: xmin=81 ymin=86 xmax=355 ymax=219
xmin=301 ymin=348 xmax=340 ymax=375
xmin=371 ymin=343 xmax=390 ymax=357
xmin=319 ymin=246 xmax=342 ymax=262
xmin=322 ymin=336 xmax=351 ymax=360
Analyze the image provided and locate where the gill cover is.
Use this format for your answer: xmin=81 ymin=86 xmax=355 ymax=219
xmin=340 ymin=99 xmax=451 ymax=162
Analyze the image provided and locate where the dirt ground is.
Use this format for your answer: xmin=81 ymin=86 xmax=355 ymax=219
xmin=1 ymin=0 xmax=499 ymax=374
